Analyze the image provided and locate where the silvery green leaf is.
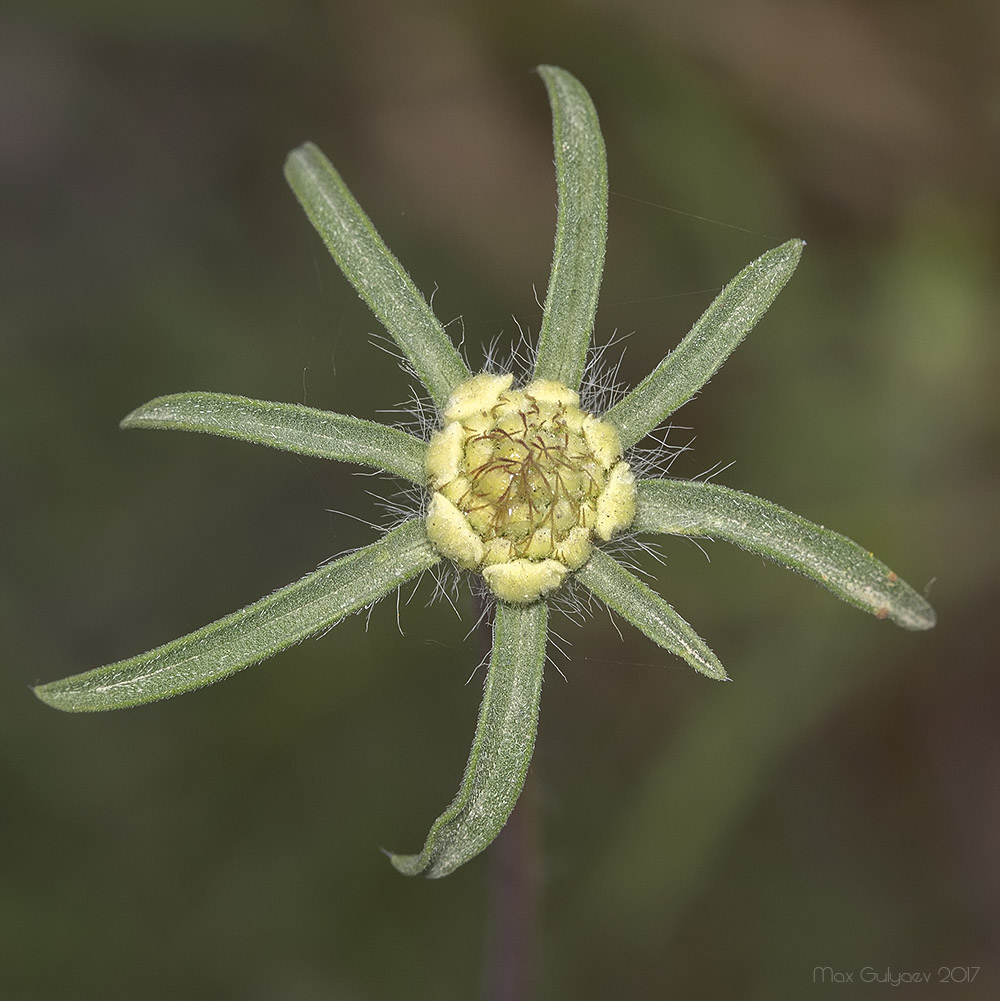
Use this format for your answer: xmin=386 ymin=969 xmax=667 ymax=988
xmin=577 ymin=548 xmax=728 ymax=680
xmin=34 ymin=520 xmax=439 ymax=712
xmin=532 ymin=65 xmax=608 ymax=392
xmin=634 ymin=479 xmax=936 ymax=630
xmin=284 ymin=142 xmax=470 ymax=411
xmin=122 ymin=392 xmax=427 ymax=484
xmin=389 ymin=600 xmax=548 ymax=878
xmin=605 ymin=239 xmax=804 ymax=450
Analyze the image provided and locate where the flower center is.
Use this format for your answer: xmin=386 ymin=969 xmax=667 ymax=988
xmin=424 ymin=373 xmax=636 ymax=603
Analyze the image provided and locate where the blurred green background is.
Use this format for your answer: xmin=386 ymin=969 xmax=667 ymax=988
xmin=3 ymin=1 xmax=997 ymax=998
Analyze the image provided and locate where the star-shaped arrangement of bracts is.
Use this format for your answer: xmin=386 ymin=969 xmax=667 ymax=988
xmin=35 ymin=66 xmax=935 ymax=878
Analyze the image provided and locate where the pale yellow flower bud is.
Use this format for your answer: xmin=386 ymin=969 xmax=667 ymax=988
xmin=425 ymin=374 xmax=637 ymax=601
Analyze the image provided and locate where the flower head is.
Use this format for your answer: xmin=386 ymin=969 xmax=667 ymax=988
xmin=36 ymin=66 xmax=935 ymax=878
xmin=425 ymin=373 xmax=635 ymax=602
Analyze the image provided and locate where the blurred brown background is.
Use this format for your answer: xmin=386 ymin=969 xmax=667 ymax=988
xmin=2 ymin=1 xmax=997 ymax=998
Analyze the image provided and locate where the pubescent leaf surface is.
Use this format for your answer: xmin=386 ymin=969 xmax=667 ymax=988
xmin=532 ymin=65 xmax=608 ymax=392
xmin=285 ymin=142 xmax=470 ymax=411
xmin=35 ymin=520 xmax=439 ymax=712
xmin=577 ymin=548 xmax=729 ymax=680
xmin=122 ymin=392 xmax=427 ymax=484
xmin=606 ymin=239 xmax=804 ymax=450
xmin=389 ymin=600 xmax=548 ymax=878
xmin=634 ymin=479 xmax=936 ymax=630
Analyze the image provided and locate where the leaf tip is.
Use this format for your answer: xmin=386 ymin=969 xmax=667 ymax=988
xmin=283 ymin=139 xmax=316 ymax=166
xmin=283 ymin=141 xmax=324 ymax=193
xmin=690 ymin=643 xmax=729 ymax=681
xmin=880 ymin=570 xmax=937 ymax=631
xmin=778 ymin=237 xmax=805 ymax=267
xmin=386 ymin=849 xmax=441 ymax=879
xmin=32 ymin=680 xmax=74 ymax=712
xmin=701 ymin=660 xmax=731 ymax=682
xmin=895 ymin=597 xmax=937 ymax=632
xmin=119 ymin=394 xmax=171 ymax=430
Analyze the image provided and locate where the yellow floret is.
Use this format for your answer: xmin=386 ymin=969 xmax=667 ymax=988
xmin=425 ymin=493 xmax=484 ymax=568
xmin=424 ymin=373 xmax=638 ymax=602
xmin=442 ymin=373 xmax=513 ymax=423
xmin=522 ymin=379 xmax=580 ymax=408
xmin=595 ymin=462 xmax=636 ymax=540
xmin=483 ymin=559 xmax=568 ymax=604
xmin=555 ymin=526 xmax=592 ymax=569
xmin=582 ymin=414 xmax=622 ymax=471
xmin=424 ymin=421 xmax=464 ymax=489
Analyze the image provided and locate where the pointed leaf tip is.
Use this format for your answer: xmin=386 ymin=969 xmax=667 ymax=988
xmin=119 ymin=391 xmax=427 ymax=484
xmin=284 ymin=141 xmax=469 ymax=409
xmin=577 ymin=549 xmax=730 ymax=681
xmin=634 ymin=479 xmax=937 ymax=632
xmin=532 ymin=65 xmax=608 ymax=391
xmin=34 ymin=519 xmax=439 ymax=712
xmin=605 ymin=238 xmax=805 ymax=449
xmin=388 ymin=601 xmax=548 ymax=877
